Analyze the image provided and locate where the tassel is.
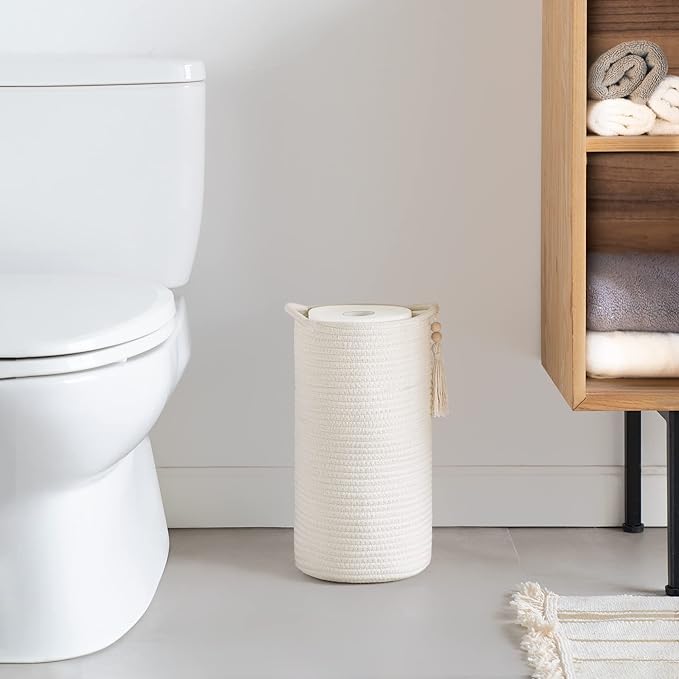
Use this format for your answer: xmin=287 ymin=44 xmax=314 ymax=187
xmin=430 ymin=320 xmax=448 ymax=417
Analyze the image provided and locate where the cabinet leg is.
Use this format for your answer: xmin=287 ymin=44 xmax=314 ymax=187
xmin=668 ymin=412 xmax=679 ymax=596
xmin=623 ymin=411 xmax=644 ymax=534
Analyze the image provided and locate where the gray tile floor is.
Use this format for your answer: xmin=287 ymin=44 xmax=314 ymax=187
xmin=0 ymin=528 xmax=669 ymax=679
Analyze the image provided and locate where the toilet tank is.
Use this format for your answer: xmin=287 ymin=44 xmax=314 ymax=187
xmin=0 ymin=56 xmax=205 ymax=288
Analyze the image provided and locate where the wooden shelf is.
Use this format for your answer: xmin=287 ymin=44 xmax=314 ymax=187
xmin=542 ymin=0 xmax=679 ymax=411
xmin=587 ymin=136 xmax=679 ymax=152
xmin=581 ymin=379 xmax=679 ymax=411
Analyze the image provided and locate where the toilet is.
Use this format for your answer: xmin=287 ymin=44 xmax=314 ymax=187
xmin=0 ymin=56 xmax=205 ymax=662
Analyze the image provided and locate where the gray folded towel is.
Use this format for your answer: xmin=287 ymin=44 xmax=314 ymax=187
xmin=588 ymin=40 xmax=668 ymax=104
xmin=588 ymin=252 xmax=679 ymax=332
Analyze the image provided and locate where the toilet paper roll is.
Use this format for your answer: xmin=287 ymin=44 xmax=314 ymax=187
xmin=307 ymin=304 xmax=413 ymax=323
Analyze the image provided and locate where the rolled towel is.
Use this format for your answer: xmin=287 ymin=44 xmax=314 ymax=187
xmin=648 ymin=75 xmax=679 ymax=122
xmin=587 ymin=330 xmax=679 ymax=378
xmin=649 ymin=119 xmax=679 ymax=135
xmin=588 ymin=40 xmax=668 ymax=104
xmin=587 ymin=99 xmax=656 ymax=136
xmin=588 ymin=252 xmax=679 ymax=332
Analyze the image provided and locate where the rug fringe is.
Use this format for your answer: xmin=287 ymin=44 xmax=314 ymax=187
xmin=511 ymin=582 xmax=565 ymax=679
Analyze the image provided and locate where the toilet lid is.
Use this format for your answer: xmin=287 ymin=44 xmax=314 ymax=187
xmin=0 ymin=273 xmax=176 ymax=358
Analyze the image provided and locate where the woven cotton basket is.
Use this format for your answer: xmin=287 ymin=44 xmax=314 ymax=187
xmin=286 ymin=303 xmax=445 ymax=584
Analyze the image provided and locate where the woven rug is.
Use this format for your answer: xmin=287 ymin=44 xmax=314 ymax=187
xmin=513 ymin=582 xmax=679 ymax=679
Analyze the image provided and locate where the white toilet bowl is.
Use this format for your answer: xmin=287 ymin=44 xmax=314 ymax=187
xmin=0 ymin=275 xmax=191 ymax=662
xmin=0 ymin=55 xmax=205 ymax=662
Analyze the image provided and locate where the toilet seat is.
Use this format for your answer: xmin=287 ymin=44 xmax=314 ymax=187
xmin=0 ymin=273 xmax=179 ymax=380
xmin=0 ymin=312 xmax=180 ymax=379
xmin=0 ymin=273 xmax=175 ymax=358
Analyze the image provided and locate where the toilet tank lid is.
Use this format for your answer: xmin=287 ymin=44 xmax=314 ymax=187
xmin=0 ymin=55 xmax=205 ymax=86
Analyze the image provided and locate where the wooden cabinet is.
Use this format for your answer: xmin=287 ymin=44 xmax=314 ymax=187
xmin=542 ymin=0 xmax=679 ymax=410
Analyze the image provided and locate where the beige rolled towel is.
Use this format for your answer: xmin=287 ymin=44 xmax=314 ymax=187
xmin=649 ymin=119 xmax=679 ymax=135
xmin=588 ymin=40 xmax=668 ymax=104
xmin=648 ymin=75 xmax=679 ymax=122
xmin=587 ymin=99 xmax=656 ymax=136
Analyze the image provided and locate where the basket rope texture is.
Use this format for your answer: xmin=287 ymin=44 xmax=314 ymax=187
xmin=286 ymin=303 xmax=436 ymax=583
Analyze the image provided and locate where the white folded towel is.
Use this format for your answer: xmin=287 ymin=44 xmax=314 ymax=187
xmin=648 ymin=75 xmax=679 ymax=123
xmin=587 ymin=330 xmax=679 ymax=378
xmin=649 ymin=119 xmax=679 ymax=135
xmin=587 ymin=99 xmax=656 ymax=136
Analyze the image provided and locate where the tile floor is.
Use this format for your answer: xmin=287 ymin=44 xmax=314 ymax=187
xmin=0 ymin=528 xmax=669 ymax=679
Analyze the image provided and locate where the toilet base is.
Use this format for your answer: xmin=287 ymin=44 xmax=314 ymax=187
xmin=0 ymin=438 xmax=169 ymax=663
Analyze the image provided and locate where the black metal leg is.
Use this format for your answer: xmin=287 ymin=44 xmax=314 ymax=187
xmin=667 ymin=412 xmax=679 ymax=596
xmin=623 ymin=411 xmax=644 ymax=533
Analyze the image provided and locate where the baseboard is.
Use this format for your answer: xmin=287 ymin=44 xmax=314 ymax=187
xmin=158 ymin=467 xmax=294 ymax=528
xmin=157 ymin=465 xmax=668 ymax=528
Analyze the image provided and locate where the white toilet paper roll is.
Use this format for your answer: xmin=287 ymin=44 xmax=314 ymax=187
xmin=307 ymin=304 xmax=412 ymax=323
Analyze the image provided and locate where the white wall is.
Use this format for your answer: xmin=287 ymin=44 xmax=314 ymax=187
xmin=2 ymin=0 xmax=668 ymax=526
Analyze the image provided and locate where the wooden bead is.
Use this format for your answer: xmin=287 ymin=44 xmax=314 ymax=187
xmin=431 ymin=331 xmax=442 ymax=343
xmin=431 ymin=322 xmax=441 ymax=332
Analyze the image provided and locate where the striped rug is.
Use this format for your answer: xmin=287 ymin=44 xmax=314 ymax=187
xmin=512 ymin=582 xmax=679 ymax=679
